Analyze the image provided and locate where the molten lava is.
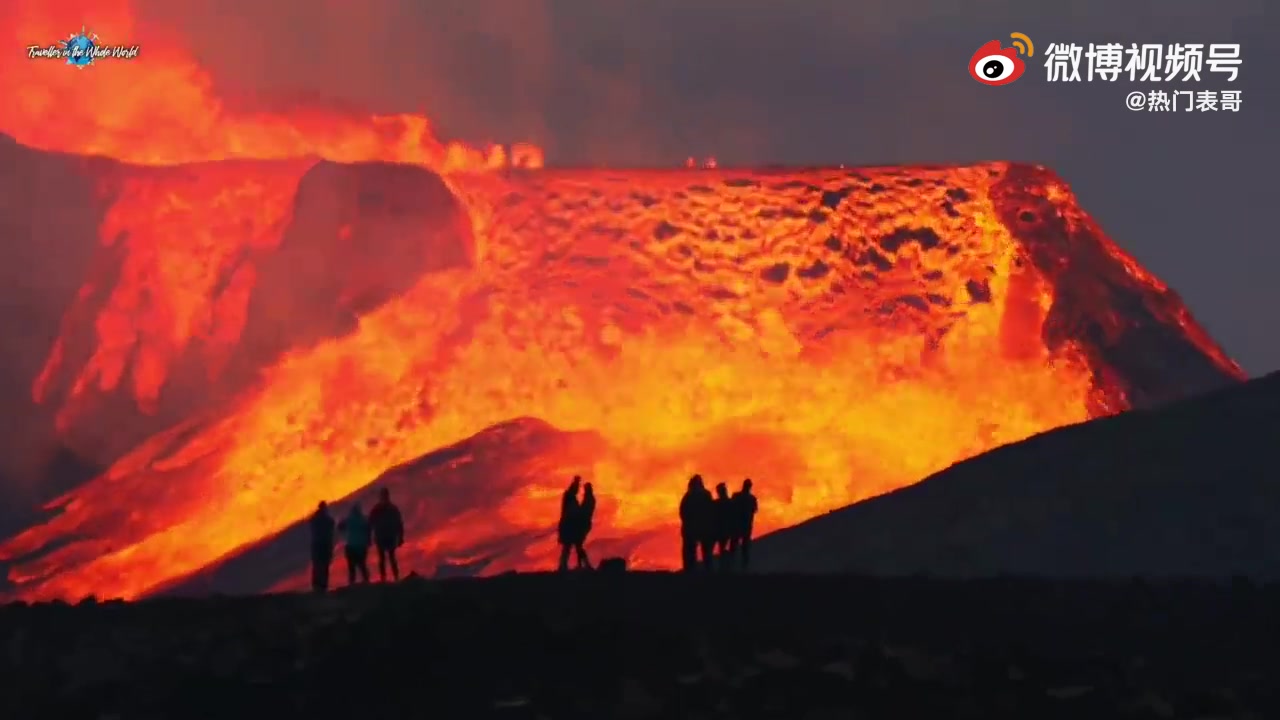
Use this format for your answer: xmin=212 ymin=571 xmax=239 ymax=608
xmin=2 ymin=2 xmax=543 ymax=170
xmin=0 ymin=3 xmax=1243 ymax=601
xmin=4 ymin=0 xmax=536 ymax=437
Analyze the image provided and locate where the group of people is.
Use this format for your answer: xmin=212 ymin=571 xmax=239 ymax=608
xmin=307 ymin=474 xmax=760 ymax=591
xmin=556 ymin=476 xmax=597 ymax=571
xmin=553 ymin=473 xmax=760 ymax=574
xmin=308 ymin=487 xmax=405 ymax=592
xmin=678 ymin=475 xmax=759 ymax=571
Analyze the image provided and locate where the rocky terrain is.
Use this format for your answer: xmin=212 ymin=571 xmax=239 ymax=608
xmin=3 ymin=572 xmax=1279 ymax=719
xmin=754 ymin=370 xmax=1280 ymax=579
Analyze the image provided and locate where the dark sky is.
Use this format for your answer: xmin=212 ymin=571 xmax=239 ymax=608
xmin=142 ymin=0 xmax=1277 ymax=374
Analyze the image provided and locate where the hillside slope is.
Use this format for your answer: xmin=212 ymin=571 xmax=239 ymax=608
xmin=753 ymin=372 xmax=1280 ymax=578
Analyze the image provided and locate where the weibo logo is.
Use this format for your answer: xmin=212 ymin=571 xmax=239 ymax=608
xmin=969 ymin=33 xmax=1033 ymax=86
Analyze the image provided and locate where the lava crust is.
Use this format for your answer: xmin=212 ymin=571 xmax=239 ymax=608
xmin=0 ymin=154 xmax=1244 ymax=602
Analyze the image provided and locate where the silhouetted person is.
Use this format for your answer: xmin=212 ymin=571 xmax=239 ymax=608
xmin=338 ymin=503 xmax=372 ymax=585
xmin=308 ymin=501 xmax=336 ymax=592
xmin=369 ymin=488 xmax=404 ymax=582
xmin=569 ymin=482 xmax=596 ymax=570
xmin=679 ymin=475 xmax=715 ymax=571
xmin=713 ymin=482 xmax=735 ymax=570
xmin=557 ymin=476 xmax=582 ymax=572
xmin=731 ymin=479 xmax=759 ymax=570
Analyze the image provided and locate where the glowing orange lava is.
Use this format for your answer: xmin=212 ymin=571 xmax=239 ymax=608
xmin=0 ymin=3 xmax=1242 ymax=601
xmin=4 ymin=0 xmax=537 ymax=432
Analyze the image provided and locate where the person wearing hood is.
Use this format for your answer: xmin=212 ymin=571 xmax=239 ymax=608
xmin=679 ymin=475 xmax=715 ymax=571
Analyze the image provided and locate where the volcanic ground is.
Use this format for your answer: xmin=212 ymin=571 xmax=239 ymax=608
xmin=6 ymin=572 xmax=1280 ymax=720
xmin=6 ymin=345 xmax=1278 ymax=720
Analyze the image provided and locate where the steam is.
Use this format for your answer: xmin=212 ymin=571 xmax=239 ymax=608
xmin=0 ymin=145 xmax=107 ymax=534
xmin=129 ymin=0 xmax=1261 ymax=165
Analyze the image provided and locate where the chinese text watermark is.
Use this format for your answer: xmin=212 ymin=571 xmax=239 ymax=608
xmin=1124 ymin=90 xmax=1241 ymax=112
xmin=1042 ymin=43 xmax=1242 ymax=112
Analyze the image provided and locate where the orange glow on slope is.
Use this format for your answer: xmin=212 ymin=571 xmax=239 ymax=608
xmin=0 ymin=4 xmax=1243 ymax=601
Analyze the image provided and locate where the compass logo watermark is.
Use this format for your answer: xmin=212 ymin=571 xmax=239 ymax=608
xmin=26 ymin=26 xmax=140 ymax=68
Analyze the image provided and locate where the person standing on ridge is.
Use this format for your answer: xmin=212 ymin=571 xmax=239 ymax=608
xmin=308 ymin=501 xmax=336 ymax=592
xmin=731 ymin=479 xmax=759 ymax=570
xmin=713 ymin=482 xmax=735 ymax=570
xmin=369 ymin=488 xmax=405 ymax=583
xmin=569 ymin=482 xmax=596 ymax=571
xmin=679 ymin=475 xmax=715 ymax=571
xmin=337 ymin=502 xmax=372 ymax=586
xmin=557 ymin=476 xmax=583 ymax=572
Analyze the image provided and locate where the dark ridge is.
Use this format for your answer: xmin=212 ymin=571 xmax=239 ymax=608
xmin=754 ymin=372 xmax=1275 ymax=579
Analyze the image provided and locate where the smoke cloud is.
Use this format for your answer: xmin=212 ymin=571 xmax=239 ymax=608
xmin=123 ymin=0 xmax=1264 ymax=163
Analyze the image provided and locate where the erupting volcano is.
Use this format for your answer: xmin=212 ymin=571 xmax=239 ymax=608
xmin=0 ymin=3 xmax=1243 ymax=602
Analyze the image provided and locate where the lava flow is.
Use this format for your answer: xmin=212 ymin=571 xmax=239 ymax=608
xmin=0 ymin=4 xmax=1244 ymax=601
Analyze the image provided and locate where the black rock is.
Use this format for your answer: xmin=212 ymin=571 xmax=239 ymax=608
xmin=599 ymin=557 xmax=627 ymax=574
